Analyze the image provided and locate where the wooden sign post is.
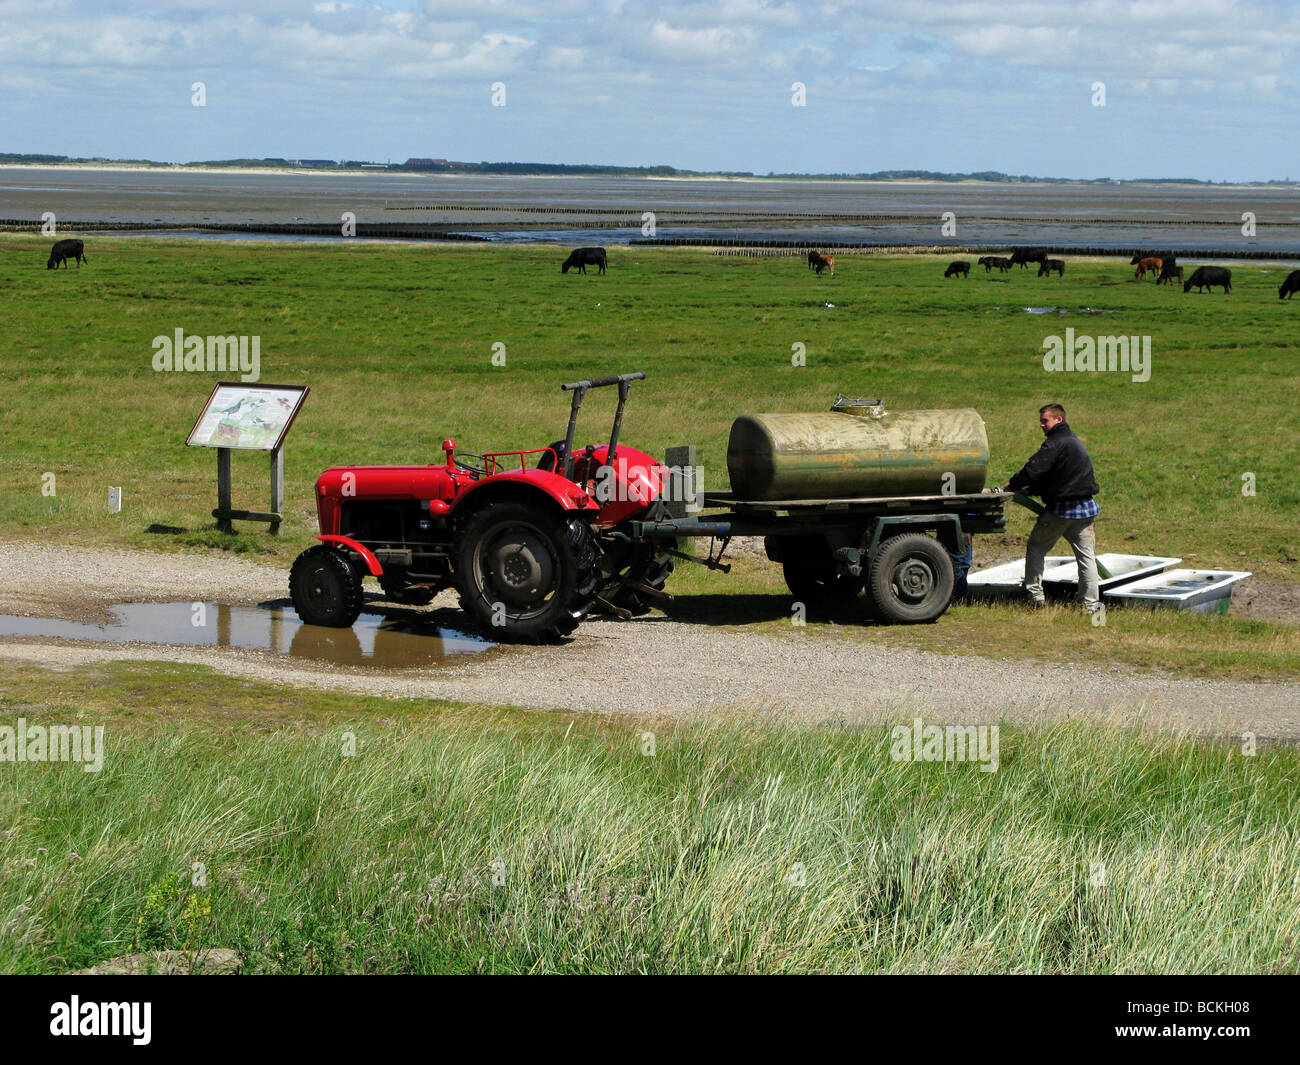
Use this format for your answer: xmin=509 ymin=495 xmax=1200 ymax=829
xmin=188 ymin=383 xmax=309 ymax=535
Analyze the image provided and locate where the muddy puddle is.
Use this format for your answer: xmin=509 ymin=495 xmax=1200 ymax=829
xmin=0 ymin=602 xmax=493 ymax=668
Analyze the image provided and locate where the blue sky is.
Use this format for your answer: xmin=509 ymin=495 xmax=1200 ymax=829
xmin=2 ymin=0 xmax=1298 ymax=180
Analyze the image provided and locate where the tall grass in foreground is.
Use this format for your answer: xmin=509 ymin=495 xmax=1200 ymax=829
xmin=1 ymin=713 xmax=1296 ymax=974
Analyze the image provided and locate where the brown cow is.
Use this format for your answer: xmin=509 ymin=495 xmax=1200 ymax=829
xmin=814 ymin=253 xmax=835 ymax=276
xmin=1135 ymin=257 xmax=1163 ymax=281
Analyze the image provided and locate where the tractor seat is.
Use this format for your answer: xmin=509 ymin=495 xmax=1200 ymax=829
xmin=536 ymin=440 xmax=567 ymax=473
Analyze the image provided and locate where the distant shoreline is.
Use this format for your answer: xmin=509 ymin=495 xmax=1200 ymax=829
xmin=0 ymin=163 xmax=1293 ymax=191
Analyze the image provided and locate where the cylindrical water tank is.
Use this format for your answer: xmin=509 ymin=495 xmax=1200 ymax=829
xmin=726 ymin=408 xmax=989 ymax=500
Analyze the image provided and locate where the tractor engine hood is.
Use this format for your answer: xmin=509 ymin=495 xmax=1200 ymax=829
xmin=315 ymin=464 xmax=458 ymax=535
xmin=316 ymin=465 xmax=457 ymax=502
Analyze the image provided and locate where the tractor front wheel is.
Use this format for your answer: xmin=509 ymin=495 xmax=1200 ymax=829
xmin=289 ymin=545 xmax=365 ymax=628
xmin=454 ymin=500 xmax=599 ymax=641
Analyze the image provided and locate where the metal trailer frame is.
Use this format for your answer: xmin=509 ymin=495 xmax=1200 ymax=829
xmin=621 ymin=488 xmax=1010 ymax=621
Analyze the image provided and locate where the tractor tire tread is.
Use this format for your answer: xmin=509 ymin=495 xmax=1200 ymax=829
xmin=289 ymin=545 xmax=365 ymax=628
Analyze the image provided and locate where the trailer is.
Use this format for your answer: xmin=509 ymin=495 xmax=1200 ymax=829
xmin=624 ymin=487 xmax=1008 ymax=624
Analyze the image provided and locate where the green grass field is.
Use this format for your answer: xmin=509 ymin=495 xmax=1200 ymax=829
xmin=2 ymin=235 xmax=1296 ymax=568
xmin=2 ymin=661 xmax=1296 ymax=975
xmin=2 ymin=234 xmax=1295 ymax=677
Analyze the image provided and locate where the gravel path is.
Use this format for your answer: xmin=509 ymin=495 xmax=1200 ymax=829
xmin=2 ymin=544 xmax=1298 ymax=739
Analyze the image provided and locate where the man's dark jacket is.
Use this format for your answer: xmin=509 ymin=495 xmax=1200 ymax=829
xmin=1006 ymin=421 xmax=1099 ymax=505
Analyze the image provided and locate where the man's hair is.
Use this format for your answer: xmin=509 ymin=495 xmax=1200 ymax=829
xmin=1039 ymin=403 xmax=1066 ymax=419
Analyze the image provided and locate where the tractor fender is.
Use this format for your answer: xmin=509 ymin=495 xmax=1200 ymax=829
xmin=453 ymin=470 xmax=597 ymax=518
xmin=317 ymin=534 xmax=384 ymax=577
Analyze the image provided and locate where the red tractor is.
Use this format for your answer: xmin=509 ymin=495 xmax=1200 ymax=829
xmin=289 ymin=372 xmax=674 ymax=641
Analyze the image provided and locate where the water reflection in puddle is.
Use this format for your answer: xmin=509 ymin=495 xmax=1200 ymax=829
xmin=0 ymin=602 xmax=493 ymax=668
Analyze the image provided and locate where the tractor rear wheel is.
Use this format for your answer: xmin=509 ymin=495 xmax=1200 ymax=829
xmin=866 ymin=533 xmax=954 ymax=624
xmin=454 ymin=500 xmax=599 ymax=641
xmin=596 ymin=499 xmax=674 ymax=615
xmin=289 ymin=545 xmax=365 ymax=628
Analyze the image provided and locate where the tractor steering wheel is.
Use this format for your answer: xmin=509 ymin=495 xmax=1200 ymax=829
xmin=454 ymin=453 xmax=487 ymax=477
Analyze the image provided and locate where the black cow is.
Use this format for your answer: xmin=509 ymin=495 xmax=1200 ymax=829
xmin=944 ymin=261 xmax=970 ymax=278
xmin=1184 ymin=266 xmax=1231 ymax=293
xmin=1279 ymin=270 xmax=1300 ymax=299
xmin=1009 ymin=247 xmax=1049 ymax=269
xmin=1156 ymin=265 xmax=1184 ymax=286
xmin=47 ymin=238 xmax=87 ymax=269
xmin=1037 ymin=259 xmax=1065 ymax=278
xmin=985 ymin=256 xmax=1013 ymax=272
xmin=808 ymin=250 xmax=822 ymax=270
xmin=561 ymin=247 xmax=607 ymax=275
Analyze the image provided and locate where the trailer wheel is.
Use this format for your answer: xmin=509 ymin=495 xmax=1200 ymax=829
xmin=454 ymin=500 xmax=599 ymax=641
xmin=867 ymin=533 xmax=954 ymax=624
xmin=289 ymin=545 xmax=365 ymax=628
xmin=782 ymin=560 xmax=863 ymax=607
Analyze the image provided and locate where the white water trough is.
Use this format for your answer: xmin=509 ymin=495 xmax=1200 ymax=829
xmin=1042 ymin=553 xmax=1181 ymax=592
xmin=965 ymin=557 xmax=1073 ymax=598
xmin=1103 ymin=569 xmax=1252 ymax=614
xmin=966 ymin=553 xmax=1182 ymax=601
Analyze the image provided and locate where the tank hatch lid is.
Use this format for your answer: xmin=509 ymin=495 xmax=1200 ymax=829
xmin=830 ymin=394 xmax=886 ymax=418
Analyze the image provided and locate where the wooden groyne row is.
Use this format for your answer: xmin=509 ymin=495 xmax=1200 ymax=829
xmin=387 ymin=204 xmax=1300 ymax=227
xmin=629 ymin=239 xmax=1296 ymax=261
xmin=703 ymin=243 xmax=967 ymax=256
xmin=0 ymin=220 xmax=490 ymax=241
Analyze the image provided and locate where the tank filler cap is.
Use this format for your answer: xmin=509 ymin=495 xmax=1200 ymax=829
xmin=830 ymin=394 xmax=887 ymax=419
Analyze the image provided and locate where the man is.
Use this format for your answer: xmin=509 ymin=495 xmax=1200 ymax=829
xmin=1002 ymin=404 xmax=1101 ymax=612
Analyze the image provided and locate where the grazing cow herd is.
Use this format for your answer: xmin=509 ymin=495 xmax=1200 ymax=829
xmin=915 ymin=246 xmax=1300 ymax=298
xmin=39 ymin=237 xmax=1300 ymax=302
xmin=549 ymin=241 xmax=1298 ymax=308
